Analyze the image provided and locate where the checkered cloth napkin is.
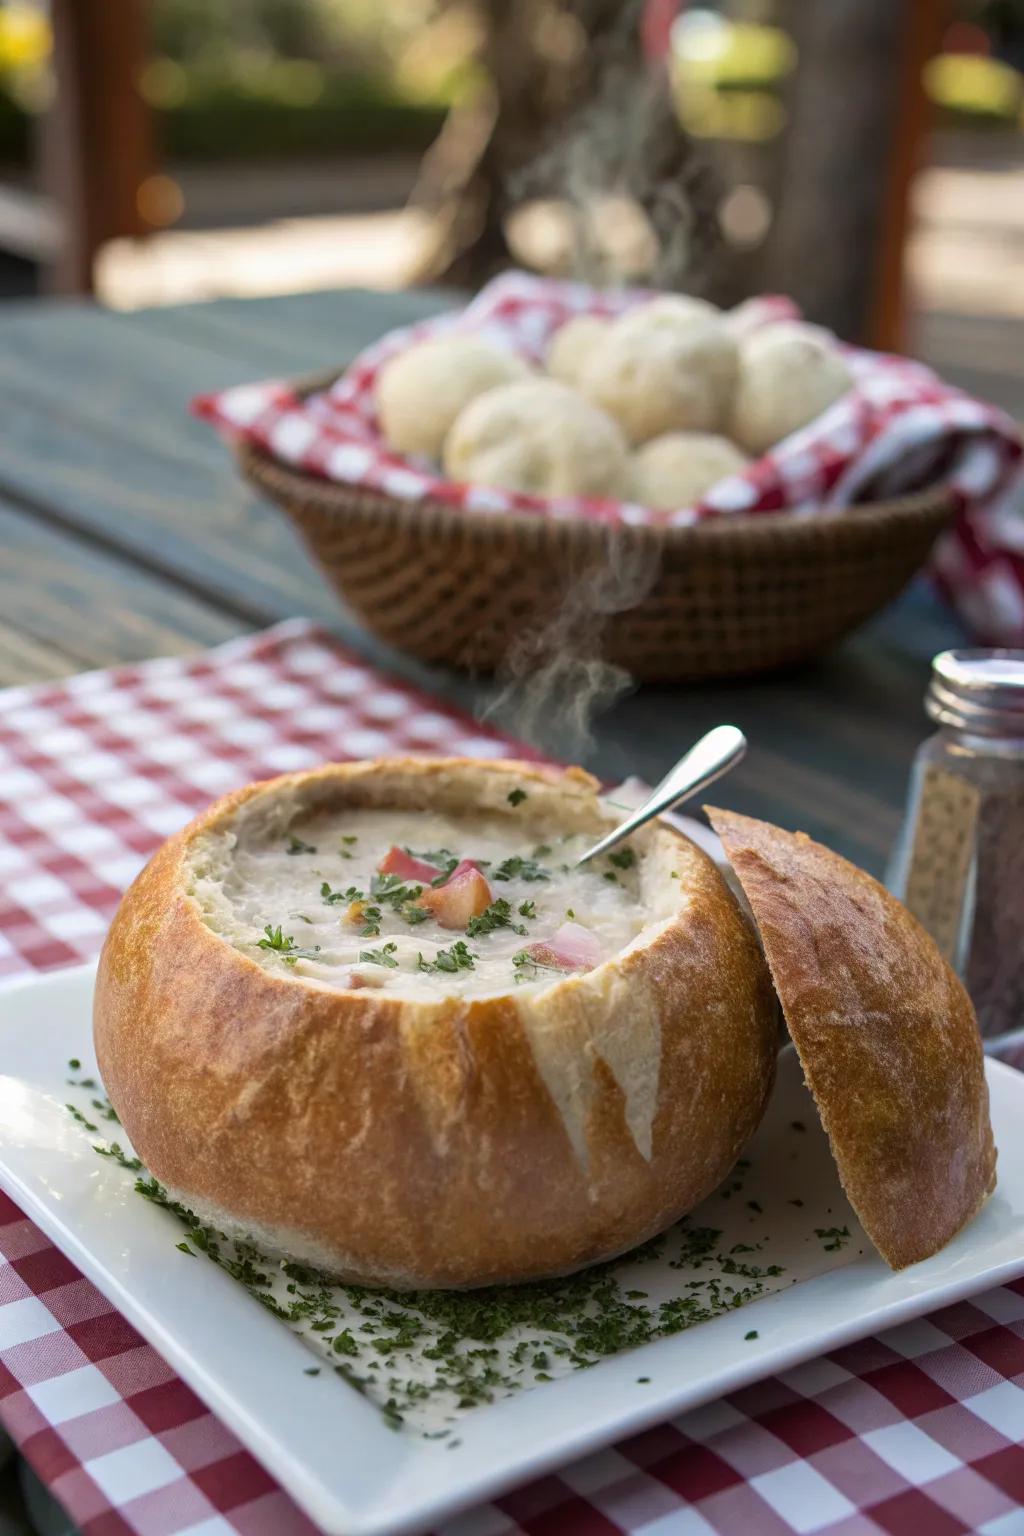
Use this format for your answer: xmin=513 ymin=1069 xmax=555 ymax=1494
xmin=1 ymin=621 xmax=1023 ymax=1536
xmin=194 ymin=270 xmax=1024 ymax=646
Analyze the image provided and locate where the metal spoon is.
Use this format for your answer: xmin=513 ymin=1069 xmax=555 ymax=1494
xmin=575 ymin=725 xmax=747 ymax=867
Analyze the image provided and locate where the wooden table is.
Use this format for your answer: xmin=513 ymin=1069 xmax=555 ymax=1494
xmin=0 ymin=288 xmax=968 ymax=877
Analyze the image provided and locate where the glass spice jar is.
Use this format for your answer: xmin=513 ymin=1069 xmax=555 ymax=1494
xmin=888 ymin=649 xmax=1024 ymax=1042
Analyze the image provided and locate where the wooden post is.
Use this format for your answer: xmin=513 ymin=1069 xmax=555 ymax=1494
xmin=868 ymin=0 xmax=948 ymax=353
xmin=41 ymin=0 xmax=156 ymax=295
xmin=762 ymin=0 xmax=945 ymax=347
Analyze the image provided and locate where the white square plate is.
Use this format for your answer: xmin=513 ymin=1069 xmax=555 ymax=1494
xmin=1 ymin=961 xmax=1023 ymax=1536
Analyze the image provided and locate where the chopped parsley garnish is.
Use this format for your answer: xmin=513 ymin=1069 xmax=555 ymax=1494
xmin=815 ymin=1226 xmax=851 ymax=1252
xmin=493 ymin=856 xmax=550 ymax=883
xmin=518 ymin=900 xmax=536 ymax=919
xmin=566 ymin=907 xmax=575 ymax=919
xmin=321 ymin=880 xmax=363 ymax=906
xmin=532 ymin=843 xmax=552 ymax=858
xmin=405 ymin=848 xmax=458 ymax=884
xmin=507 ymin=788 xmax=528 ymax=807
xmin=360 ymin=905 xmax=383 ymax=937
xmin=419 ymin=941 xmax=476 ymax=973
xmin=93 ymin=1141 xmax=142 ymax=1171
xmin=511 ymin=949 xmax=561 ymax=982
xmin=370 ymin=873 xmax=425 ymax=907
xmin=608 ymin=847 xmax=636 ymax=869
xmin=69 ymin=1071 xmax=790 ymax=1442
xmin=257 ymin=925 xmax=321 ymax=964
xmin=68 ymin=1057 xmax=81 ymax=1071
xmin=359 ymin=942 xmax=399 ymax=968
xmin=603 ymin=871 xmax=618 ymax=883
xmin=466 ymin=898 xmax=527 ymax=939
xmin=342 ymin=834 xmax=358 ymax=845
xmin=286 ymin=834 xmax=317 ymax=855
xmin=356 ymin=875 xmax=430 ymax=934
xmin=65 ymin=1103 xmax=98 ymax=1132
xmin=254 ymin=928 xmax=287 ymax=958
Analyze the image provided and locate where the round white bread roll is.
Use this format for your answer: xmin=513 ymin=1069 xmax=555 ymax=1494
xmin=546 ymin=314 xmax=611 ymax=387
xmin=729 ymin=321 xmax=853 ymax=456
xmin=633 ymin=293 xmax=721 ymax=325
xmin=94 ymin=758 xmax=778 ymax=1290
xmin=580 ymin=296 xmax=738 ymax=443
xmin=630 ymin=432 xmax=749 ymax=511
xmin=376 ymin=336 xmax=530 ymax=461
xmin=443 ymin=379 xmax=628 ymax=499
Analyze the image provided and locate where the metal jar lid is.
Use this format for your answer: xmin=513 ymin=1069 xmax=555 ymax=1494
xmin=926 ymin=649 xmax=1024 ymax=736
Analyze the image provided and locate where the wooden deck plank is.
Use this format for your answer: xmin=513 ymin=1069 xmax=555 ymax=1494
xmin=119 ymin=286 xmax=454 ymax=370
xmin=0 ymin=620 xmax=81 ymax=684
xmin=0 ymin=292 xmax=454 ymax=630
xmin=0 ymin=495 xmax=243 ymax=679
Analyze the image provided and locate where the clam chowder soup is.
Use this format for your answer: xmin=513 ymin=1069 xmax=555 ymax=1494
xmin=190 ymin=803 xmax=654 ymax=997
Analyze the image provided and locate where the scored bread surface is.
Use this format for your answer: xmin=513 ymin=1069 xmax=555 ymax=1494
xmin=93 ymin=759 xmax=778 ymax=1289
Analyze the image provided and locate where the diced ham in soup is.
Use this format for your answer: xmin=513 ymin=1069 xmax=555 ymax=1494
xmin=212 ymin=804 xmax=649 ymax=999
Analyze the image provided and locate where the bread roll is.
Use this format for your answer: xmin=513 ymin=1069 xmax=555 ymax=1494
xmin=546 ymin=315 xmax=611 ymax=387
xmin=93 ymin=758 xmax=778 ymax=1290
xmin=630 ymin=432 xmax=749 ymax=511
xmin=707 ymin=807 xmax=996 ymax=1270
xmin=581 ymin=297 xmax=738 ymax=444
xmin=376 ymin=336 xmax=530 ymax=461
xmin=443 ymin=379 xmax=629 ymax=499
xmin=729 ymin=321 xmax=853 ymax=456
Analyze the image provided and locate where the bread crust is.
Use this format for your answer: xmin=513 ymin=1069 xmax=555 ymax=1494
xmin=706 ymin=807 xmax=996 ymax=1269
xmin=93 ymin=758 xmax=778 ymax=1289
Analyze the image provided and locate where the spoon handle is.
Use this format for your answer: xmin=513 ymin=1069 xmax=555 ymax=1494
xmin=575 ymin=725 xmax=747 ymax=867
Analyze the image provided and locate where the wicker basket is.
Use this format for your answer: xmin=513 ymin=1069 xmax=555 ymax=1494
xmin=238 ymin=436 xmax=955 ymax=683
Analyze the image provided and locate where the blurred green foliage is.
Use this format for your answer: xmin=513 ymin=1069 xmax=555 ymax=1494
xmin=0 ymin=0 xmax=463 ymax=163
xmin=0 ymin=0 xmax=1020 ymax=170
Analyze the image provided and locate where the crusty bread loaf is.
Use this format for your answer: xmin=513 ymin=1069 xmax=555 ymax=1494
xmin=93 ymin=758 xmax=778 ymax=1289
xmin=707 ymin=807 xmax=997 ymax=1269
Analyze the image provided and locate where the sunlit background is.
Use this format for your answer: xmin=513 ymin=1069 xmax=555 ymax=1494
xmin=0 ymin=0 xmax=1021 ymax=410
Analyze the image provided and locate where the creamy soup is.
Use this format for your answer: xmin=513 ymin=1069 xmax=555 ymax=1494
xmin=193 ymin=805 xmax=651 ymax=998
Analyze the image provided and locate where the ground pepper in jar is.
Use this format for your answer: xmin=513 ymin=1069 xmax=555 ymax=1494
xmin=888 ymin=650 xmax=1024 ymax=1042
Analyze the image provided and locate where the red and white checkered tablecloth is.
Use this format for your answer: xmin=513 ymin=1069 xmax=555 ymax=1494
xmin=1 ymin=621 xmax=1023 ymax=1536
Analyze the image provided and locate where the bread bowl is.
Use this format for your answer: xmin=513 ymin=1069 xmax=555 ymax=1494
xmin=94 ymin=758 xmax=778 ymax=1289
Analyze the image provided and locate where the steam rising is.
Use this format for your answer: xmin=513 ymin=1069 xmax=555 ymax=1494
xmin=510 ymin=62 xmax=720 ymax=291
xmin=482 ymin=40 xmax=719 ymax=756
xmin=483 ymin=530 xmax=660 ymax=760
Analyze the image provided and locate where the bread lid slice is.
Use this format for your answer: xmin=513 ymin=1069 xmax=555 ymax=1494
xmin=706 ymin=807 xmax=996 ymax=1270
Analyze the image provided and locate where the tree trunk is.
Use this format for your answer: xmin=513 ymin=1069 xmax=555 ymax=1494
xmin=761 ymin=0 xmax=938 ymax=344
xmin=412 ymin=0 xmax=722 ymax=294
